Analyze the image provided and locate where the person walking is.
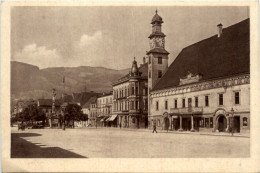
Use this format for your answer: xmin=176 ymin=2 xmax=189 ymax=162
xmin=153 ymin=122 xmax=157 ymax=133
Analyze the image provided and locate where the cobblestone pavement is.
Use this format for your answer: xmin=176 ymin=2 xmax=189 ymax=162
xmin=11 ymin=127 xmax=250 ymax=158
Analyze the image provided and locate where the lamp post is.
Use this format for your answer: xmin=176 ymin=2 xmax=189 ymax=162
xmin=231 ymin=108 xmax=234 ymax=136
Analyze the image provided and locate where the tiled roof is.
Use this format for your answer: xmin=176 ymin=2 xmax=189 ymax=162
xmin=152 ymin=18 xmax=250 ymax=91
xmin=82 ymin=96 xmax=98 ymax=108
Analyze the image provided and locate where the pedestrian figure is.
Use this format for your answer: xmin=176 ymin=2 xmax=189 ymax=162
xmin=153 ymin=123 xmax=157 ymax=133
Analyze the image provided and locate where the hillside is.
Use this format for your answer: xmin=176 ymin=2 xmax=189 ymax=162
xmin=11 ymin=61 xmax=130 ymax=99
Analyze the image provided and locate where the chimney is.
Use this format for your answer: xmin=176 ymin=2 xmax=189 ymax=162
xmin=143 ymin=57 xmax=146 ymax=64
xmin=217 ymin=23 xmax=223 ymax=38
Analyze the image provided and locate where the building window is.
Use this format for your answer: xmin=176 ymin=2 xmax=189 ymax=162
xmin=157 ymin=120 xmax=160 ymax=126
xmin=132 ymin=87 xmax=135 ymax=95
xmin=188 ymin=98 xmax=192 ymax=108
xmin=243 ymin=117 xmax=248 ymax=126
xmin=165 ymin=100 xmax=168 ymax=110
xmin=149 ymin=56 xmax=151 ymax=64
xmin=158 ymin=70 xmax=162 ymax=78
xmin=132 ymin=118 xmax=135 ymax=123
xmin=205 ymin=95 xmax=209 ymax=107
xmin=158 ymin=57 xmax=162 ymax=64
xmin=195 ymin=97 xmax=198 ymax=107
xmin=182 ymin=98 xmax=185 ymax=108
xmin=219 ymin=93 xmax=223 ymax=105
xmin=135 ymin=101 xmax=138 ymax=110
xmin=174 ymin=99 xmax=177 ymax=108
xmin=149 ymin=71 xmax=151 ymax=78
xmin=156 ymin=101 xmax=159 ymax=111
xmin=235 ymin=92 xmax=240 ymax=104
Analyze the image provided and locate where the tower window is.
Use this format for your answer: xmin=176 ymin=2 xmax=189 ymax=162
xmin=165 ymin=100 xmax=168 ymax=110
xmin=158 ymin=70 xmax=162 ymax=78
xmin=158 ymin=57 xmax=162 ymax=64
xmin=174 ymin=99 xmax=178 ymax=108
xmin=149 ymin=71 xmax=151 ymax=78
xmin=149 ymin=56 xmax=151 ymax=64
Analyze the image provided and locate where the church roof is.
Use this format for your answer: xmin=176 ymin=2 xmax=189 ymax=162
xmin=152 ymin=18 xmax=250 ymax=91
xmin=151 ymin=11 xmax=163 ymax=24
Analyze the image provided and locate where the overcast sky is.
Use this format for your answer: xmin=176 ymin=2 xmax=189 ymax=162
xmin=11 ymin=6 xmax=249 ymax=70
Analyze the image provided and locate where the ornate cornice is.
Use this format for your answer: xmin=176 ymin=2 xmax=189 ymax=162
xmin=151 ymin=74 xmax=250 ymax=98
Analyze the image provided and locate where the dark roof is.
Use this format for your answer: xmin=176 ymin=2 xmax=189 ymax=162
xmin=38 ymin=99 xmax=61 ymax=107
xmin=82 ymin=96 xmax=98 ymax=108
xmin=63 ymin=95 xmax=73 ymax=102
xmin=147 ymin=48 xmax=169 ymax=55
xmin=148 ymin=32 xmax=166 ymax=39
xmin=151 ymin=12 xmax=163 ymax=24
xmin=72 ymin=92 xmax=100 ymax=106
xmin=112 ymin=63 xmax=148 ymax=86
xmin=153 ymin=18 xmax=250 ymax=91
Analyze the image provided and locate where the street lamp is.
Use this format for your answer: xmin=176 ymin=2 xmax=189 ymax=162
xmin=231 ymin=108 xmax=234 ymax=136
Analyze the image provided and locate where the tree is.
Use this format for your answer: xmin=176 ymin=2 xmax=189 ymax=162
xmin=65 ymin=104 xmax=83 ymax=128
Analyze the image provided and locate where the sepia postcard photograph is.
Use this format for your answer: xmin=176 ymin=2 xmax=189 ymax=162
xmin=1 ymin=1 xmax=260 ymax=172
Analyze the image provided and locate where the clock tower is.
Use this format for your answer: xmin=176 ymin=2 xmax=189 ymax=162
xmin=147 ymin=10 xmax=169 ymax=91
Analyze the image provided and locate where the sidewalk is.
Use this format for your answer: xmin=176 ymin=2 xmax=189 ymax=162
xmin=85 ymin=126 xmax=250 ymax=138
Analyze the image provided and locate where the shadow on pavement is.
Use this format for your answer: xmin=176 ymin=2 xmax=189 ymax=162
xmin=11 ymin=133 xmax=86 ymax=158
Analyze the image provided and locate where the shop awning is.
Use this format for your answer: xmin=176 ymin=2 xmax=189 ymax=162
xmin=106 ymin=116 xmax=111 ymax=121
xmin=109 ymin=114 xmax=118 ymax=121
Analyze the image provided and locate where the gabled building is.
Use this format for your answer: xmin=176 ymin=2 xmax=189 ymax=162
xmin=147 ymin=11 xmax=250 ymax=134
xmin=112 ymin=59 xmax=149 ymax=128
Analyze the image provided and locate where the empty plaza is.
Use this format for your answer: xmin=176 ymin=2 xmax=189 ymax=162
xmin=11 ymin=127 xmax=250 ymax=158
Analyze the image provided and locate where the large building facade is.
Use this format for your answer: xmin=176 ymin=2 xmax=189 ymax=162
xmin=147 ymin=12 xmax=250 ymax=133
xmin=112 ymin=59 xmax=149 ymax=128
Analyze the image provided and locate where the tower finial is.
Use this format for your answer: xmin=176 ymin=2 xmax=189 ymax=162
xmin=156 ymin=9 xmax=158 ymax=14
xmin=134 ymin=57 xmax=135 ymax=60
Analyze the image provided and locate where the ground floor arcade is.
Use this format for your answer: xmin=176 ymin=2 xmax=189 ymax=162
xmin=148 ymin=109 xmax=250 ymax=133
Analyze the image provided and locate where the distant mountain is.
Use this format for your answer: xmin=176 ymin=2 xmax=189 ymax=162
xmin=11 ymin=61 xmax=130 ymax=100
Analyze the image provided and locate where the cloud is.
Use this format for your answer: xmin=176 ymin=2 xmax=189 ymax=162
xmin=13 ymin=43 xmax=62 ymax=69
xmin=71 ymin=31 xmax=107 ymax=67
xmin=79 ymin=31 xmax=103 ymax=48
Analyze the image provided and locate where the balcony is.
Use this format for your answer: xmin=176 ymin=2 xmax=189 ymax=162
xmin=170 ymin=107 xmax=203 ymax=115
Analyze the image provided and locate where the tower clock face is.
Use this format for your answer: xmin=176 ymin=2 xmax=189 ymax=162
xmin=155 ymin=37 xmax=165 ymax=48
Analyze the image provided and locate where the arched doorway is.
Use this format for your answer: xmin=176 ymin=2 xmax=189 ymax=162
xmin=164 ymin=117 xmax=170 ymax=130
xmin=218 ymin=115 xmax=227 ymax=132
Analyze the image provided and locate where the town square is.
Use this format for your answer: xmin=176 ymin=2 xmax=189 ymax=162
xmin=12 ymin=127 xmax=249 ymax=158
xmin=9 ymin=6 xmax=251 ymax=159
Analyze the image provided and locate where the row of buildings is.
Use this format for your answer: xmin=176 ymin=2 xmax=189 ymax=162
xmin=88 ymin=11 xmax=250 ymax=133
xmin=12 ymin=11 xmax=250 ymax=134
